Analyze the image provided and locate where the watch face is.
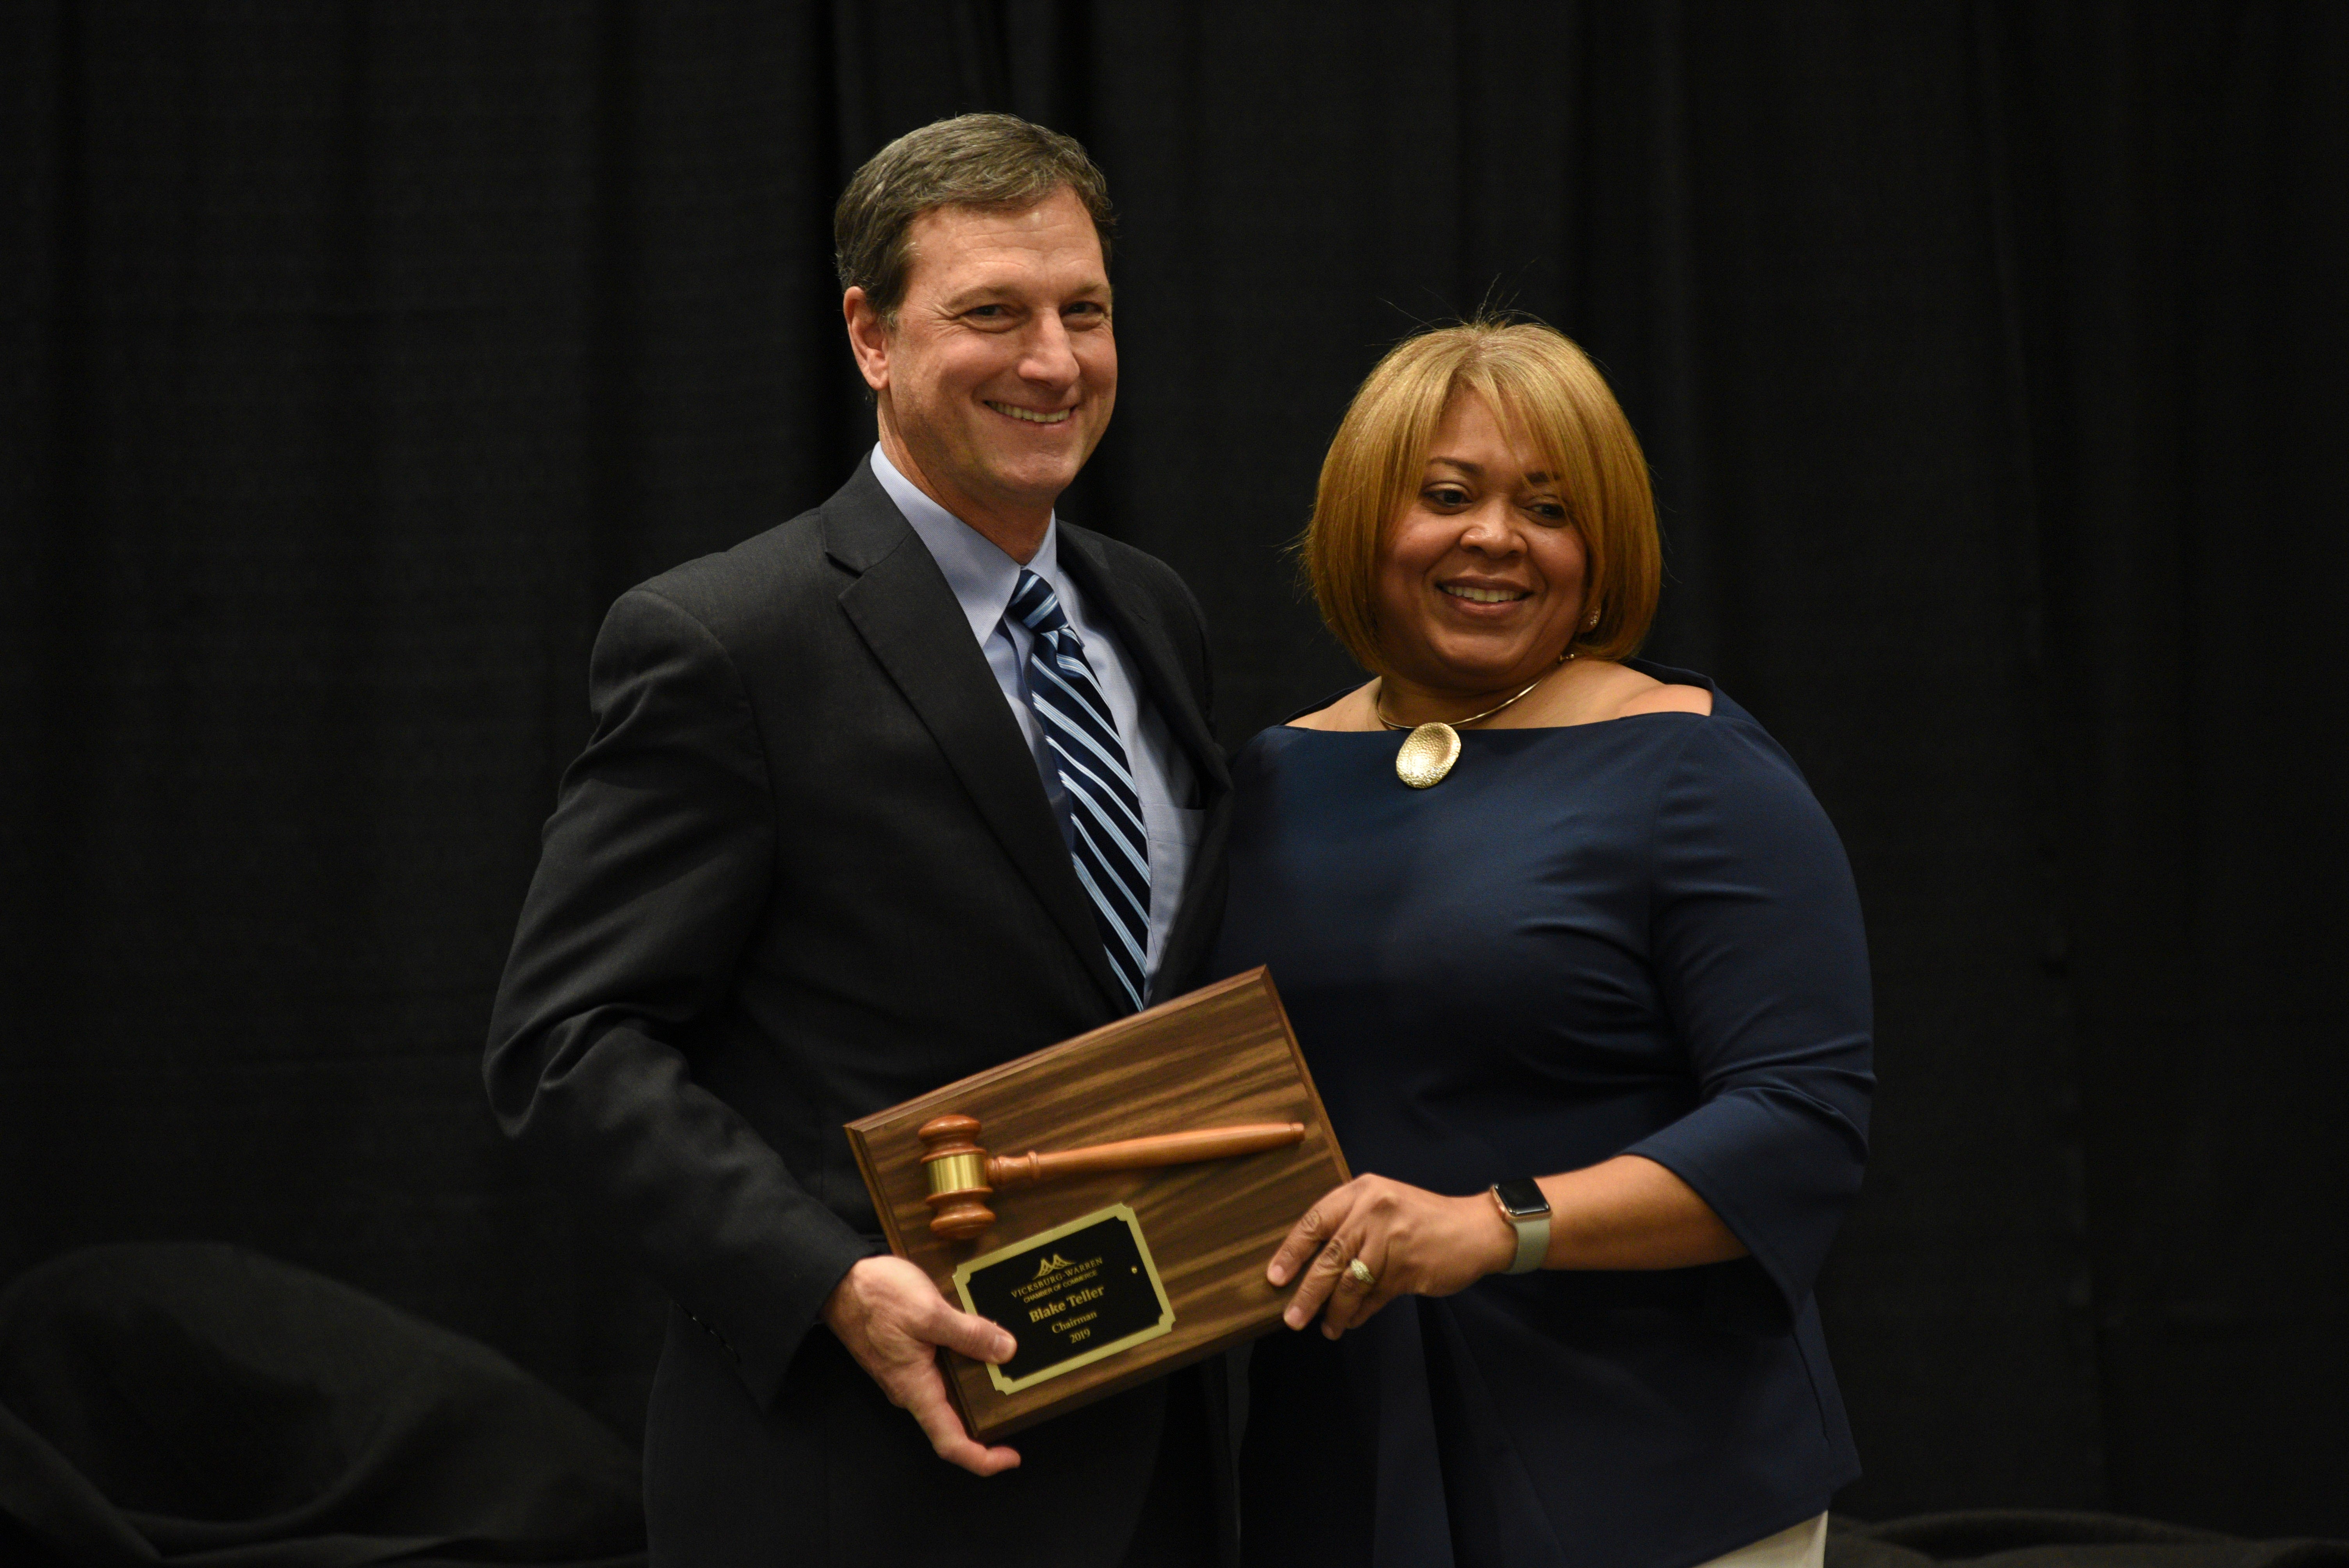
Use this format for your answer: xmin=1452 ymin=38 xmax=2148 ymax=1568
xmin=1494 ymin=1178 xmax=1549 ymax=1219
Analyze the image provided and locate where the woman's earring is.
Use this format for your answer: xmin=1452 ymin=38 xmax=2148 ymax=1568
xmin=1584 ymin=609 xmax=1600 ymax=629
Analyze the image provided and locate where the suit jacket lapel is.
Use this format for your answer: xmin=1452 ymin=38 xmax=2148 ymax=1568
xmin=1057 ymin=529 xmax=1234 ymax=1002
xmin=823 ymin=465 xmax=1127 ymax=1016
xmin=1056 ymin=529 xmax=1230 ymax=796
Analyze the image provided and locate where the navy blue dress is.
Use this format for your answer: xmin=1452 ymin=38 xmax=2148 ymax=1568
xmin=1212 ymin=663 xmax=1872 ymax=1568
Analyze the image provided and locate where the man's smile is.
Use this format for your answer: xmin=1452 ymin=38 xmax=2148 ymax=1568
xmin=985 ymin=400 xmax=1073 ymax=425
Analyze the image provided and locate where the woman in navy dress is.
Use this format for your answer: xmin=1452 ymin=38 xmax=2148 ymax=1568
xmin=1214 ymin=320 xmax=1873 ymax=1568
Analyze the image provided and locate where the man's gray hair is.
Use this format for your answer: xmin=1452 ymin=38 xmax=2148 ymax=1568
xmin=834 ymin=113 xmax=1114 ymax=323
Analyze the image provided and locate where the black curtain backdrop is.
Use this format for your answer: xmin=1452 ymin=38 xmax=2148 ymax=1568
xmin=4 ymin=0 xmax=2343 ymax=1536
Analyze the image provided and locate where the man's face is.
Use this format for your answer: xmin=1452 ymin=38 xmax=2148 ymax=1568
xmin=848 ymin=187 xmax=1116 ymax=537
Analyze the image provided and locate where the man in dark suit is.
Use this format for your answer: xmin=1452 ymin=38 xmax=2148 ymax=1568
xmin=485 ymin=115 xmax=1230 ymax=1566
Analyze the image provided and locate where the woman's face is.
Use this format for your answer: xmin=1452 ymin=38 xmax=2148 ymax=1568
xmin=1374 ymin=391 xmax=1589 ymax=695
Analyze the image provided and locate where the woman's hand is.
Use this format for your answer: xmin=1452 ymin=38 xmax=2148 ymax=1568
xmin=1265 ymin=1175 xmax=1515 ymax=1338
xmin=1263 ymin=1159 xmax=1752 ymax=1339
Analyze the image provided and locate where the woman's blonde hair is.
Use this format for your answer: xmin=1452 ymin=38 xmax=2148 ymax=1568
xmin=1301 ymin=318 xmax=1661 ymax=674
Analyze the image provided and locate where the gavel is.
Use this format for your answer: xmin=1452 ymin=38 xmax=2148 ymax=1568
xmin=916 ymin=1112 xmax=1306 ymax=1240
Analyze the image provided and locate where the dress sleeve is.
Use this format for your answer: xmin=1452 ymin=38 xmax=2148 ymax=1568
xmin=1620 ymin=718 xmax=1874 ymax=1327
xmin=483 ymin=587 xmax=879 ymax=1406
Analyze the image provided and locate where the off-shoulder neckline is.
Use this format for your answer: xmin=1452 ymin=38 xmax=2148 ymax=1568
xmin=1276 ymin=707 xmax=1713 ymax=734
xmin=1278 ymin=659 xmax=1724 ymax=732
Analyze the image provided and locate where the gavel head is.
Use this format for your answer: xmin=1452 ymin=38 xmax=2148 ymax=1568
xmin=916 ymin=1114 xmax=995 ymax=1241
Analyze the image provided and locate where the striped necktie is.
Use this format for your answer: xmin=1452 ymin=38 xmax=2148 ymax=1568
xmin=1008 ymin=568 xmax=1151 ymax=1011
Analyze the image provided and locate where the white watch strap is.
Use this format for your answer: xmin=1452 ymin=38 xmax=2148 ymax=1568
xmin=1506 ymin=1213 xmax=1549 ymax=1274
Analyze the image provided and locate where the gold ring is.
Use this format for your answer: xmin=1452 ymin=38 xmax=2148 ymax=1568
xmin=1346 ymin=1257 xmax=1376 ymax=1289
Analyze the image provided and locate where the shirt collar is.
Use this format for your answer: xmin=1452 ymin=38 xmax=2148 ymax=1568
xmin=870 ymin=443 xmax=1060 ymax=645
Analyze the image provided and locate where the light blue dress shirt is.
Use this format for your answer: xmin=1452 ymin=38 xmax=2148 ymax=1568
xmin=872 ymin=446 xmax=1203 ymax=988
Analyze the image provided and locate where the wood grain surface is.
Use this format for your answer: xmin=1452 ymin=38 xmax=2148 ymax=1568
xmin=844 ymin=968 xmax=1350 ymax=1439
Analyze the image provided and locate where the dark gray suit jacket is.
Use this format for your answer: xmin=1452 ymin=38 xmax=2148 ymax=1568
xmin=486 ymin=458 xmax=1232 ymax=1565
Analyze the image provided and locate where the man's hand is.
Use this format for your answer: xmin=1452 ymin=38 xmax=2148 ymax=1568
xmin=822 ymin=1255 xmax=1023 ymax=1475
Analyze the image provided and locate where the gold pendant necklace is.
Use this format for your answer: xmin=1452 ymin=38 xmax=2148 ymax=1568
xmin=1375 ymin=661 xmax=1566 ymax=788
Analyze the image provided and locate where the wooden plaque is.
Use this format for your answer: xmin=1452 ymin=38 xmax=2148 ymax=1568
xmin=845 ymin=967 xmax=1349 ymax=1439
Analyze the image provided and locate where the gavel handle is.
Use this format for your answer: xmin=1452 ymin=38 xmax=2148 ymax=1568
xmin=986 ymin=1122 xmax=1305 ymax=1189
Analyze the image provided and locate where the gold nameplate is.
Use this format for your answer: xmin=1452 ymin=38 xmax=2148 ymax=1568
xmin=952 ymin=1204 xmax=1174 ymax=1395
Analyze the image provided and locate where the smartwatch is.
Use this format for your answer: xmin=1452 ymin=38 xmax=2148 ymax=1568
xmin=1491 ymin=1178 xmax=1551 ymax=1275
